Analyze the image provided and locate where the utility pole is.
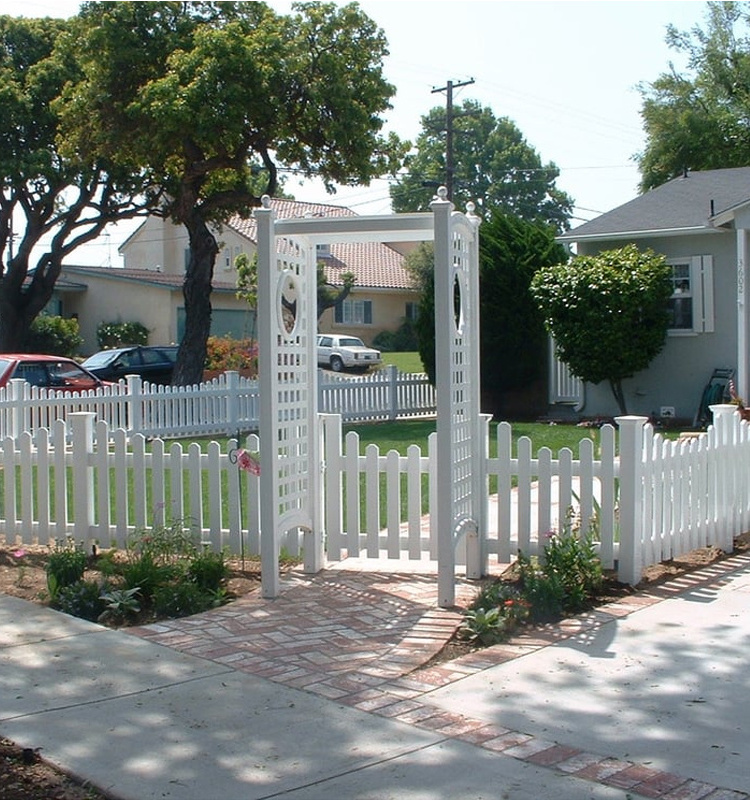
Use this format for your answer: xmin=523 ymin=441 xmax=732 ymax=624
xmin=431 ymin=78 xmax=475 ymax=201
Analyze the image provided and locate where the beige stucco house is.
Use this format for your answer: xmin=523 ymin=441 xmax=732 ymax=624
xmin=53 ymin=199 xmax=418 ymax=355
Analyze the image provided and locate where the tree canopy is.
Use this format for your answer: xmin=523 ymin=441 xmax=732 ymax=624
xmin=530 ymin=245 xmax=673 ymax=415
xmin=390 ymin=100 xmax=573 ymax=233
xmin=44 ymin=1 xmax=405 ymax=382
xmin=0 ymin=14 xmax=156 ymax=352
xmin=637 ymin=1 xmax=750 ymax=190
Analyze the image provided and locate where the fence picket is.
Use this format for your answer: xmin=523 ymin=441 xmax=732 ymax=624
xmin=0 ymin=368 xmax=436 ymax=441
xmin=364 ymin=443 xmax=380 ymax=557
xmin=344 ymin=431 xmax=361 ymax=558
xmin=36 ymin=428 xmax=52 ymax=540
xmin=386 ymin=449 xmax=401 ymax=558
xmin=406 ymin=443 xmax=423 ymax=559
xmin=2 ymin=406 xmax=750 ymax=587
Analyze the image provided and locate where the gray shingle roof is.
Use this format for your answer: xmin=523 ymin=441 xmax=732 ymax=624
xmin=60 ymin=265 xmax=238 ymax=292
xmin=559 ymin=167 xmax=750 ymax=242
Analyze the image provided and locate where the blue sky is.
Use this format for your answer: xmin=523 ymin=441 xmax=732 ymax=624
xmin=7 ymin=0 xmax=710 ymax=263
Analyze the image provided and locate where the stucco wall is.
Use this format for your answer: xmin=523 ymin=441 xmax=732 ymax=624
xmin=317 ymin=288 xmax=418 ymax=346
xmin=574 ymin=230 xmax=736 ymax=422
xmin=60 ymin=274 xmax=181 ymax=354
xmin=122 ymin=217 xmax=189 ymax=275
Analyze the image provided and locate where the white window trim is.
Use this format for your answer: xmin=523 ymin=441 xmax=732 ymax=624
xmin=336 ymin=298 xmax=373 ymax=325
xmin=667 ymin=255 xmax=714 ymax=335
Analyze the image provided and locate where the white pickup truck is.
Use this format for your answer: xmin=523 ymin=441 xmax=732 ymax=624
xmin=317 ymin=334 xmax=382 ymax=372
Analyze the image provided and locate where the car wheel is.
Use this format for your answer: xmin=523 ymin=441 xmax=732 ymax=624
xmin=330 ymin=356 xmax=344 ymax=372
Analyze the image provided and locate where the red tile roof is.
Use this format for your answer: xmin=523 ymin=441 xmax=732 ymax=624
xmin=229 ymin=198 xmax=416 ymax=291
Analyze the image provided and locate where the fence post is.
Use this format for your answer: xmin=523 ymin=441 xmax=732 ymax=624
xmin=388 ymin=364 xmax=398 ymax=420
xmin=9 ymin=379 xmax=26 ymax=440
xmin=710 ymin=404 xmax=739 ymax=553
xmin=225 ymin=371 xmax=240 ymax=434
xmin=615 ymin=415 xmax=648 ymax=585
xmin=70 ymin=412 xmax=96 ymax=545
xmin=126 ymin=375 xmax=144 ymax=435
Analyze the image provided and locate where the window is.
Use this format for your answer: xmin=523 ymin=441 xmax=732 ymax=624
xmin=667 ymin=256 xmax=714 ymax=334
xmin=335 ymin=299 xmax=373 ymax=325
xmin=405 ymin=302 xmax=418 ymax=321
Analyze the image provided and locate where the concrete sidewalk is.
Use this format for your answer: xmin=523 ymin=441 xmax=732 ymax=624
xmin=2 ymin=553 xmax=750 ymax=799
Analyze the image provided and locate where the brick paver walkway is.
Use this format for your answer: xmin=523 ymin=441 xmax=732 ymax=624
xmin=126 ymin=554 xmax=750 ymax=800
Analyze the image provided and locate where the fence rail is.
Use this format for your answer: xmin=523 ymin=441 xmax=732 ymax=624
xmin=2 ymin=406 xmax=748 ymax=585
xmin=0 ymin=365 xmax=436 ymax=440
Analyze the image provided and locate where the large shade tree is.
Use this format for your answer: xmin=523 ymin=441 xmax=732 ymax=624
xmin=530 ymin=245 xmax=673 ymax=415
xmin=638 ymin=1 xmax=750 ymax=190
xmin=390 ymin=101 xmax=573 ymax=234
xmin=58 ymin=1 xmax=406 ymax=384
xmin=0 ymin=14 xmax=157 ymax=352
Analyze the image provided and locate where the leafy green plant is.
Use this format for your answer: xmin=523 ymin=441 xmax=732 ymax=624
xmin=54 ymin=580 xmax=107 ymax=621
xmin=517 ymin=516 xmax=603 ymax=621
xmin=460 ymin=606 xmax=508 ymax=646
xmin=542 ymin=518 xmax=603 ymax=612
xmin=127 ymin=520 xmax=198 ymax=565
xmin=187 ymin=549 xmax=228 ymax=592
xmin=153 ymin=582 xmax=224 ymax=619
xmin=465 ymin=513 xmax=604 ymax=637
xmin=516 ymin=556 xmax=565 ymax=622
xmin=120 ymin=552 xmax=178 ymax=602
xmin=98 ymin=587 xmax=141 ymax=625
xmin=46 ymin=538 xmax=87 ymax=601
xmin=24 ymin=315 xmax=83 ymax=357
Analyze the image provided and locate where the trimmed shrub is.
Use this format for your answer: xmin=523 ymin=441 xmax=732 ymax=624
xmin=24 ymin=315 xmax=83 ymax=357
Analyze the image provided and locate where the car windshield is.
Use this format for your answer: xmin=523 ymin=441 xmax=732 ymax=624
xmin=340 ymin=338 xmax=365 ymax=347
xmin=82 ymin=351 xmax=123 ymax=368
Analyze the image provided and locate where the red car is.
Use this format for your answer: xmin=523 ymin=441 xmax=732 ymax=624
xmin=0 ymin=354 xmax=109 ymax=392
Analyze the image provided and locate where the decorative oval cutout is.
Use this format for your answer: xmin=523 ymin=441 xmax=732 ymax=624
xmin=277 ymin=271 xmax=299 ymax=337
xmin=453 ymin=272 xmax=463 ymax=334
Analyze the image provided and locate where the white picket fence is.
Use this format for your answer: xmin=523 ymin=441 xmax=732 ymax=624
xmin=0 ymin=364 xmax=435 ymax=440
xmin=1 ymin=405 xmax=747 ymax=585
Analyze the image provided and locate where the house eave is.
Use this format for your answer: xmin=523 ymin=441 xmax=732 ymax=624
xmin=557 ymin=225 xmax=720 ymax=244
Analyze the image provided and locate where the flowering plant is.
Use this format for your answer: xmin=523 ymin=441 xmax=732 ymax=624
xmin=204 ymin=336 xmax=258 ymax=372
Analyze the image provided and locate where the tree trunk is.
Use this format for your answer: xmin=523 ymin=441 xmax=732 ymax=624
xmin=171 ymin=213 xmax=219 ymax=386
xmin=0 ymin=253 xmax=61 ymax=352
xmin=609 ymin=378 xmax=628 ymax=416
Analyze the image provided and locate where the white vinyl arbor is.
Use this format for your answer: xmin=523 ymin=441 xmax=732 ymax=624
xmin=255 ymin=188 xmax=482 ymax=606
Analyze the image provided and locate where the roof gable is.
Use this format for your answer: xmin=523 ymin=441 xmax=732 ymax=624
xmin=560 ymin=167 xmax=750 ymax=243
xmin=229 ymin=198 xmax=415 ymax=291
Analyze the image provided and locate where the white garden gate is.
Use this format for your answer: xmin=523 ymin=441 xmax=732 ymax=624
xmin=255 ymin=189 xmax=482 ymax=605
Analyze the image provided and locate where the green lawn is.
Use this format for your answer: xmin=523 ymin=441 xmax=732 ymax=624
xmin=344 ymin=418 xmax=601 ymax=458
xmin=379 ymin=351 xmax=425 ymax=373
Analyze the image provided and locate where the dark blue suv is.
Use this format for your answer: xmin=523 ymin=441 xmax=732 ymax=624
xmin=82 ymin=345 xmax=179 ymax=385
